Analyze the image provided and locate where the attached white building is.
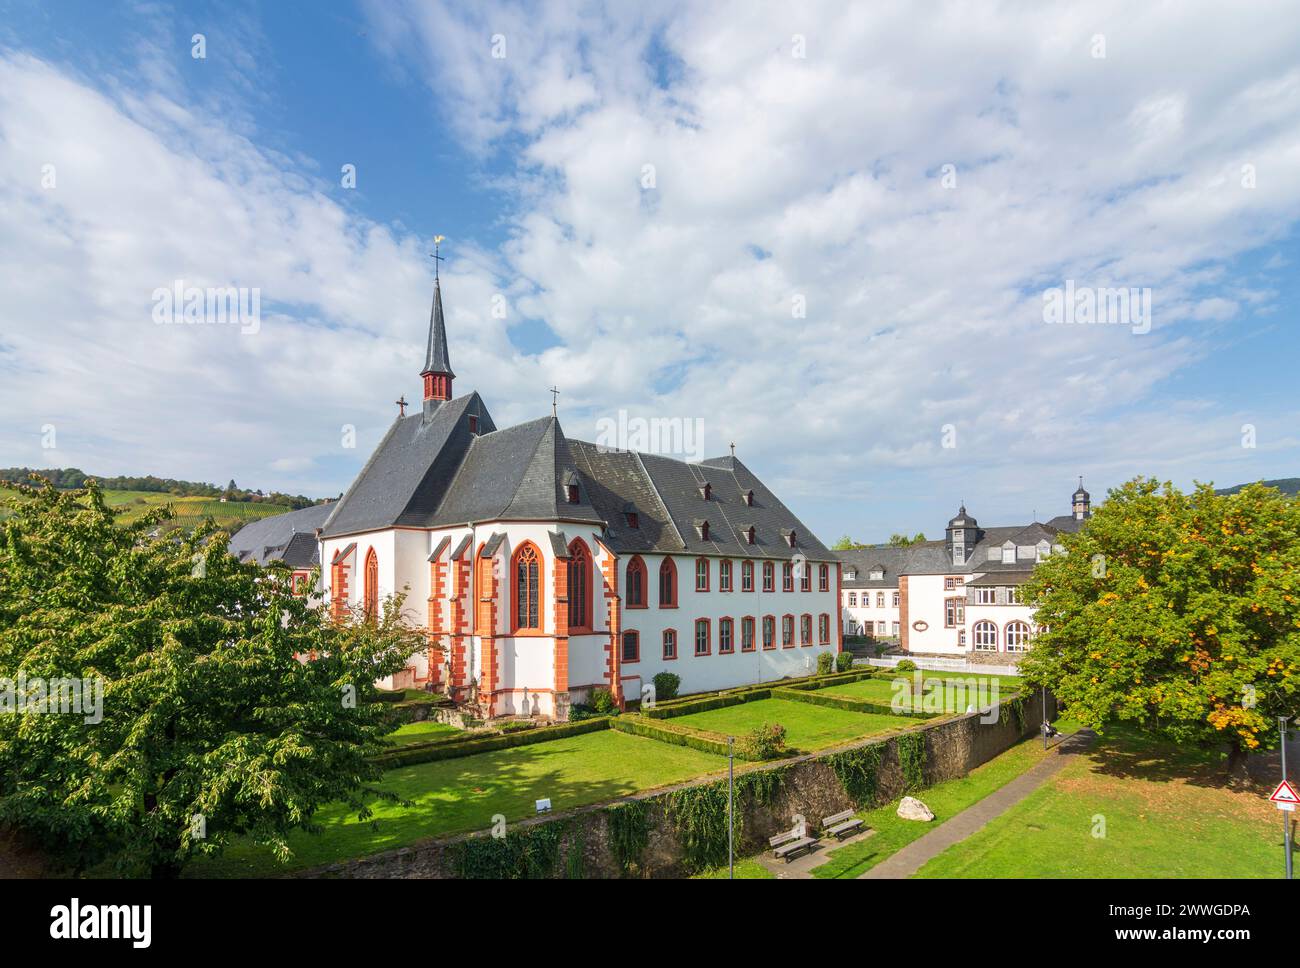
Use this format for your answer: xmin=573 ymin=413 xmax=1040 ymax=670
xmin=837 ymin=484 xmax=1092 ymax=661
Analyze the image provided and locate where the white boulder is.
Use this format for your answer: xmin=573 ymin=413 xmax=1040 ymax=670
xmin=896 ymin=796 xmax=934 ymax=821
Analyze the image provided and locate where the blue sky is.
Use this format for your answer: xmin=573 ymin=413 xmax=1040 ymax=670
xmin=2 ymin=0 xmax=1299 ymax=542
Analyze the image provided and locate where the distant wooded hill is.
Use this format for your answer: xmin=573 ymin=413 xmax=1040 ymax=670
xmin=0 ymin=467 xmax=321 ymax=509
xmin=1216 ymin=478 xmax=1300 ymax=497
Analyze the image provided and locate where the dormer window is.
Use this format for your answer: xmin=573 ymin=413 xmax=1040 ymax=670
xmin=694 ymin=518 xmax=710 ymax=541
xmin=744 ymin=490 xmax=754 ymax=507
xmin=744 ymin=526 xmax=755 ymax=545
xmin=870 ymin=569 xmax=883 ymax=581
xmin=625 ymin=512 xmax=640 ymax=529
xmin=566 ymin=484 xmax=580 ymax=504
xmin=468 ymin=415 xmax=479 ymax=434
xmin=699 ymin=482 xmax=711 ymax=500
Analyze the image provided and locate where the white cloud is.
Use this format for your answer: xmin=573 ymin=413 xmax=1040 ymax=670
xmin=3 ymin=0 xmax=1300 ymax=541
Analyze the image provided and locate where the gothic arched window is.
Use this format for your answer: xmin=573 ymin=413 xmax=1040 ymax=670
xmin=567 ymin=539 xmax=592 ymax=630
xmin=513 ymin=543 xmax=542 ymax=631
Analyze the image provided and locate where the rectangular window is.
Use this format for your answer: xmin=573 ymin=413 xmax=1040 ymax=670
xmin=818 ymin=613 xmax=830 ymax=645
xmin=944 ymin=598 xmax=965 ymax=627
xmin=800 ymin=614 xmax=812 ymax=646
xmin=876 ymin=592 xmax=885 ymax=608
xmin=783 ymin=563 xmax=793 ymax=592
xmin=762 ymin=616 xmax=775 ymax=649
xmin=662 ymin=629 xmax=677 ymax=660
xmin=891 ymin=621 xmax=899 ymax=636
xmin=719 ymin=559 xmax=732 ymax=592
xmin=763 ymin=562 xmax=775 ymax=592
xmin=892 ymin=591 xmax=900 ymax=607
xmin=977 ymin=587 xmax=996 ymax=605
xmin=848 ymin=592 xmax=857 ymax=606
xmin=944 ymin=577 xmax=956 ymax=590
xmin=1007 ymin=586 xmax=1021 ymax=604
xmin=800 ymin=567 xmax=811 ymax=592
xmin=741 ymin=560 xmax=754 ymax=592
xmin=719 ymin=618 xmax=734 ymax=654
xmin=621 ymin=631 xmax=639 ymax=663
xmin=819 ymin=564 xmax=829 ymax=592
xmin=878 ymin=621 xmax=888 ymax=635
xmin=695 ymin=558 xmax=709 ymax=592
xmin=694 ymin=619 xmax=710 ymax=656
xmin=741 ymin=617 xmax=756 ymax=652
xmin=782 ymin=615 xmax=794 ymax=647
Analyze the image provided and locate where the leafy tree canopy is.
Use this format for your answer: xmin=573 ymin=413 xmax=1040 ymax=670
xmin=0 ymin=477 xmax=421 ymax=876
xmin=1019 ymin=478 xmax=1300 ymax=760
xmin=888 ymin=532 xmax=926 ymax=547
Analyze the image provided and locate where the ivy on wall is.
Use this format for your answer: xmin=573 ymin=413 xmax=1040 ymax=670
xmin=606 ymin=801 xmax=650 ymax=877
xmin=827 ymin=743 xmax=884 ymax=805
xmin=451 ymin=822 xmax=567 ymax=879
xmin=896 ymin=732 xmax=928 ymax=792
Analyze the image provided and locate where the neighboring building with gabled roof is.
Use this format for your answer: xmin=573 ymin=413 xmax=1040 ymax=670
xmin=315 ymin=270 xmax=839 ymax=719
xmin=835 ymin=483 xmax=1092 ymax=662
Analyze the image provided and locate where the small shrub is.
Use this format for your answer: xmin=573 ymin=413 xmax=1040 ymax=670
xmin=652 ymin=671 xmax=681 ymax=702
xmin=568 ymin=703 xmax=598 ymax=722
xmin=895 ymin=659 xmax=917 ymax=673
xmin=817 ymin=652 xmax=834 ymax=675
xmin=737 ymin=722 xmax=787 ymax=760
xmin=589 ymin=688 xmax=617 ymax=715
xmin=835 ymin=651 xmax=855 ymax=672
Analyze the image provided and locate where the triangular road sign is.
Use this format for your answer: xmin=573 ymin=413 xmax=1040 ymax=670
xmin=1269 ymin=779 xmax=1300 ymax=804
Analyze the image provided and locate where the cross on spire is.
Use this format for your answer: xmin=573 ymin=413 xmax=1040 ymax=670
xmin=548 ymin=385 xmax=560 ymax=418
xmin=430 ymin=235 xmax=445 ymax=282
xmin=729 ymin=441 xmax=735 ymax=458
xmin=396 ymin=395 xmax=408 ymax=416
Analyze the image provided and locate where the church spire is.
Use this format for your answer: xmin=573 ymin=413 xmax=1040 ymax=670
xmin=421 ymin=236 xmax=454 ymax=403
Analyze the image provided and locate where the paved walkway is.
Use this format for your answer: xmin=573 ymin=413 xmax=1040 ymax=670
xmin=860 ymin=729 xmax=1096 ymax=879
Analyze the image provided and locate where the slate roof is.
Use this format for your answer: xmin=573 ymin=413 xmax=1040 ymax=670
xmin=429 ymin=417 xmax=602 ymax=528
xmin=967 ymin=569 xmax=1034 ymax=586
xmin=320 ymin=392 xmax=493 ymax=537
xmin=229 ymin=502 xmax=335 ymax=567
xmin=568 ymin=443 xmax=836 ymax=561
xmin=836 ymin=546 xmax=911 ymax=588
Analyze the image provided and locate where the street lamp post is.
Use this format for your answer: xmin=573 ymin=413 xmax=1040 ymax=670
xmin=727 ymin=735 xmax=735 ymax=880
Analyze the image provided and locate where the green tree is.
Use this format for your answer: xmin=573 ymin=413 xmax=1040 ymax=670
xmin=832 ymin=535 xmax=863 ymax=550
xmin=0 ymin=477 xmax=420 ymax=876
xmin=1019 ymin=478 xmax=1300 ymax=768
xmin=887 ymin=532 xmax=926 ymax=547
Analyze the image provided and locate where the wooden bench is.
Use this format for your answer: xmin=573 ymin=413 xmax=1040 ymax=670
xmin=769 ymin=829 xmax=817 ymax=862
xmin=821 ymin=809 xmax=864 ymax=840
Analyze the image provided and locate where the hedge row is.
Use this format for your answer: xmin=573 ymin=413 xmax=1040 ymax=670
xmin=777 ymin=669 xmax=880 ymax=692
xmin=610 ymin=715 xmax=748 ymax=759
xmin=771 ymin=686 xmax=933 ymax=719
xmin=642 ymin=690 xmax=770 ymax=720
xmin=373 ymin=717 xmax=611 ymax=768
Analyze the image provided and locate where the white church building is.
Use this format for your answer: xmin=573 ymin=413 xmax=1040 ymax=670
xmin=300 ymin=269 xmax=840 ymax=720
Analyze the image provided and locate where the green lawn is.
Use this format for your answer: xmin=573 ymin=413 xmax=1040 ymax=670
xmin=692 ymin=858 xmax=775 ymax=879
xmin=818 ymin=674 xmax=1021 ymax=708
xmin=668 ymin=698 xmax=909 ymax=752
xmin=384 ymin=720 xmax=463 ymax=747
xmin=812 ymin=732 xmax=1058 ymax=878
xmin=914 ymin=725 xmax=1288 ymax=878
xmin=188 ymin=729 xmax=726 ymax=877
